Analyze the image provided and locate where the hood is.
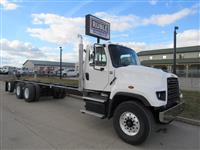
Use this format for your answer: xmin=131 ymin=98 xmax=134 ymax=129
xmin=115 ymin=65 xmax=166 ymax=77
xmin=115 ymin=65 xmax=169 ymax=88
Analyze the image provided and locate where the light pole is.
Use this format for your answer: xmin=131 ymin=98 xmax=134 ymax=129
xmin=173 ymin=26 xmax=179 ymax=74
xmin=59 ymin=47 xmax=62 ymax=79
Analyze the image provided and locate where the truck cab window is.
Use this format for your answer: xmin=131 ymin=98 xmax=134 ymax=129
xmin=120 ymin=54 xmax=132 ymax=66
xmin=109 ymin=45 xmax=139 ymax=68
xmin=89 ymin=47 xmax=107 ymax=66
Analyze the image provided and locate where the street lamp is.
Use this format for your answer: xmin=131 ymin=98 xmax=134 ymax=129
xmin=173 ymin=26 xmax=179 ymax=74
xmin=59 ymin=47 xmax=62 ymax=79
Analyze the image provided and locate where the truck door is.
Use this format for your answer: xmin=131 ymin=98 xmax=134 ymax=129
xmin=84 ymin=44 xmax=109 ymax=91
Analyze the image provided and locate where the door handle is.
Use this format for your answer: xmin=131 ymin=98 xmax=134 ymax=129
xmin=85 ymin=73 xmax=89 ymax=80
xmin=100 ymin=68 xmax=104 ymax=71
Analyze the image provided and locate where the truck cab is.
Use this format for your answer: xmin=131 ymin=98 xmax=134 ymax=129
xmin=83 ymin=43 xmax=180 ymax=107
xmin=84 ymin=44 xmax=139 ymax=92
xmin=81 ymin=43 xmax=184 ymax=145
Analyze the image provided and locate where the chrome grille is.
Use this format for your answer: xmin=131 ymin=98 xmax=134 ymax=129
xmin=167 ymin=77 xmax=179 ymax=105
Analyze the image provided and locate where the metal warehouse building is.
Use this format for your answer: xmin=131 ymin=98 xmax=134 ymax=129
xmin=23 ymin=60 xmax=75 ymax=74
xmin=137 ymin=45 xmax=200 ymax=78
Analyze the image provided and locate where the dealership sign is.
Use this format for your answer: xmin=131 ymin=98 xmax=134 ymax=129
xmin=85 ymin=14 xmax=110 ymax=40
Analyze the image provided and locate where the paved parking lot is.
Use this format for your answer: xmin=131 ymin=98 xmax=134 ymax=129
xmin=0 ymin=81 xmax=199 ymax=150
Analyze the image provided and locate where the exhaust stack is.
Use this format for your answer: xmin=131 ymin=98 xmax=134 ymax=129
xmin=78 ymin=34 xmax=84 ymax=91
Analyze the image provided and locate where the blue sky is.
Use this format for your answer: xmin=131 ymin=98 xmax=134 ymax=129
xmin=0 ymin=0 xmax=200 ymax=67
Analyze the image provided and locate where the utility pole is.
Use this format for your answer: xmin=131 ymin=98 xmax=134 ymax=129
xmin=173 ymin=26 xmax=179 ymax=74
xmin=59 ymin=47 xmax=62 ymax=79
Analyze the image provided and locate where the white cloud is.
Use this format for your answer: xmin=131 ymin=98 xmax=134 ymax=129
xmin=177 ymin=29 xmax=200 ymax=46
xmin=0 ymin=0 xmax=18 ymax=10
xmin=112 ymin=34 xmax=129 ymax=39
xmin=27 ymin=5 xmax=198 ymax=46
xmin=143 ymin=7 xmax=197 ymax=26
xmin=1 ymin=39 xmax=45 ymax=58
xmin=22 ymin=7 xmax=199 ymax=65
xmin=98 ymin=6 xmax=197 ymax=29
xmin=161 ymin=30 xmax=166 ymax=35
xmin=27 ymin=13 xmax=91 ymax=63
xmin=94 ymin=12 xmax=141 ymax=31
xmin=0 ymin=38 xmax=83 ymax=67
xmin=120 ymin=42 xmax=147 ymax=52
xmin=119 ymin=41 xmax=172 ymax=52
xmin=95 ymin=5 xmax=197 ymax=30
xmin=39 ymin=46 xmax=80 ymax=63
xmin=122 ymin=29 xmax=200 ymax=52
xmin=163 ymin=29 xmax=200 ymax=48
xmin=27 ymin=13 xmax=84 ymax=45
xmin=0 ymin=39 xmax=45 ymax=66
xmin=149 ymin=0 xmax=158 ymax=5
xmin=46 ymin=52 xmax=78 ymax=63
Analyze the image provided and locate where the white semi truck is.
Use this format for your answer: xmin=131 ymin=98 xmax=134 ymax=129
xmin=5 ymin=15 xmax=184 ymax=145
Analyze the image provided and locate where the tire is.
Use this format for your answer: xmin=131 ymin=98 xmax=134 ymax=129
xmin=8 ymin=81 xmax=15 ymax=93
xmin=53 ymin=88 xmax=66 ymax=99
xmin=16 ymin=83 xmax=24 ymax=99
xmin=63 ymin=73 xmax=67 ymax=77
xmin=53 ymin=87 xmax=60 ymax=99
xmin=5 ymin=81 xmax=8 ymax=92
xmin=33 ymin=84 xmax=40 ymax=101
xmin=113 ymin=101 xmax=153 ymax=145
xmin=24 ymin=84 xmax=36 ymax=102
xmin=59 ymin=89 xmax=66 ymax=98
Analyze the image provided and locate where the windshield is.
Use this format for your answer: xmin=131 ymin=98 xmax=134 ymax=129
xmin=108 ymin=44 xmax=139 ymax=68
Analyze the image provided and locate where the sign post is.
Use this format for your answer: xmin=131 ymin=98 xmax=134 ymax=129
xmin=85 ymin=14 xmax=110 ymax=43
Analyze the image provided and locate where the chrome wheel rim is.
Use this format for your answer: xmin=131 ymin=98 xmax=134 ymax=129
xmin=16 ymin=86 xmax=20 ymax=96
xmin=24 ymin=88 xmax=29 ymax=99
xmin=119 ymin=112 xmax=140 ymax=136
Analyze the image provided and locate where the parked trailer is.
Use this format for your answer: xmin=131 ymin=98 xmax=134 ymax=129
xmin=4 ymin=15 xmax=184 ymax=145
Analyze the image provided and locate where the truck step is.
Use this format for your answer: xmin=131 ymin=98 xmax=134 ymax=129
xmin=82 ymin=96 xmax=107 ymax=103
xmin=80 ymin=109 xmax=105 ymax=118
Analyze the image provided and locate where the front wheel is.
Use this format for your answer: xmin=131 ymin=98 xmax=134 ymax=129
xmin=113 ymin=101 xmax=152 ymax=145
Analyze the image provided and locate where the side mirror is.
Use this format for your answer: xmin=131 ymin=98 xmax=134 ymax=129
xmin=93 ymin=44 xmax=105 ymax=71
xmin=89 ymin=53 xmax=94 ymax=66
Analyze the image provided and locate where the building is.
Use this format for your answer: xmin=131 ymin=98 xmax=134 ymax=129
xmin=137 ymin=45 xmax=200 ymax=78
xmin=23 ymin=60 xmax=75 ymax=74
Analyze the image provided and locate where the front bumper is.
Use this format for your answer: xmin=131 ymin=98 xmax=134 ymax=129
xmin=159 ymin=102 xmax=184 ymax=123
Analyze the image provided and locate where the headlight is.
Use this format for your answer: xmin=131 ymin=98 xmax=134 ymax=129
xmin=156 ymin=91 xmax=166 ymax=101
